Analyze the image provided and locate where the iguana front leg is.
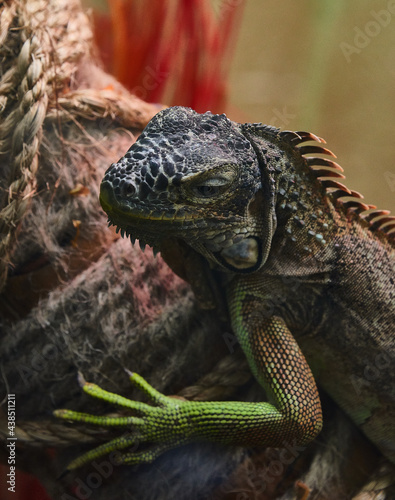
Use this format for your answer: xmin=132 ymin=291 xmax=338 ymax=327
xmin=226 ymin=280 xmax=323 ymax=445
xmin=55 ymin=282 xmax=322 ymax=469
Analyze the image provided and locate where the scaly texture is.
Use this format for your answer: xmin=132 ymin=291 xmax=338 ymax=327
xmin=56 ymin=106 xmax=395 ymax=469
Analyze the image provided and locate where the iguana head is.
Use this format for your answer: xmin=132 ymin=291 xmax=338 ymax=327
xmin=100 ymin=107 xmax=277 ymax=273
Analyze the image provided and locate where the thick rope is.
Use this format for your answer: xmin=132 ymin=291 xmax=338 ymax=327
xmin=0 ymin=0 xmax=92 ymax=291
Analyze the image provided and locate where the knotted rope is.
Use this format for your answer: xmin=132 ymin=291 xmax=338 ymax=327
xmin=0 ymin=0 xmax=156 ymax=292
xmin=0 ymin=0 xmax=93 ymax=291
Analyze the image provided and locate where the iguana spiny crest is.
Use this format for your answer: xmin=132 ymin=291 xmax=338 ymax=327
xmin=100 ymin=106 xmax=395 ymax=273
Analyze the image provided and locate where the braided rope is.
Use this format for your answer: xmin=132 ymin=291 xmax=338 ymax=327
xmin=0 ymin=9 xmax=48 ymax=290
xmin=0 ymin=0 xmax=93 ymax=292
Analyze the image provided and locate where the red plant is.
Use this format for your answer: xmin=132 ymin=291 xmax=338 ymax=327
xmin=93 ymin=0 xmax=245 ymax=112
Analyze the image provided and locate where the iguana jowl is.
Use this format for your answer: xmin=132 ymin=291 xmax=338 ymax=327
xmin=55 ymin=106 xmax=395 ymax=468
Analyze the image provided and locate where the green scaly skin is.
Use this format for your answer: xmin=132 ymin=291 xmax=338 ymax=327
xmin=55 ymin=107 xmax=395 ymax=469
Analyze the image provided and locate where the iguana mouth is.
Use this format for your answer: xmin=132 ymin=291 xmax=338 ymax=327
xmin=101 ymin=180 xmax=262 ymax=270
xmin=101 ymin=180 xmax=241 ymax=254
xmin=101 ymin=180 xmax=180 ymax=224
xmin=101 ymin=180 xmax=174 ymax=250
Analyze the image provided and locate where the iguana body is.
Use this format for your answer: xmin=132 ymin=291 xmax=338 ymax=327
xmin=56 ymin=106 xmax=395 ymax=468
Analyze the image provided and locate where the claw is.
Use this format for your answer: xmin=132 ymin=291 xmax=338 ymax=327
xmin=77 ymin=371 xmax=87 ymax=388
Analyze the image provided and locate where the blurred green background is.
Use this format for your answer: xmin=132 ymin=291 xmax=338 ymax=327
xmin=228 ymin=1 xmax=395 ymax=213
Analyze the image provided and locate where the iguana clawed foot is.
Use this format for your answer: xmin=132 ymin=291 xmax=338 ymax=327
xmin=54 ymin=370 xmax=190 ymax=469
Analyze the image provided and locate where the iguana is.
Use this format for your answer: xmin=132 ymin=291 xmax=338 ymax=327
xmin=55 ymin=106 xmax=395 ymax=469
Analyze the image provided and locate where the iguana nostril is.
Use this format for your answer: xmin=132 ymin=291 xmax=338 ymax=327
xmin=122 ymin=181 xmax=136 ymax=197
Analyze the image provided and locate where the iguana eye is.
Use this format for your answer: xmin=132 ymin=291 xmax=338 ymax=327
xmin=191 ymin=177 xmax=229 ymax=198
xmin=194 ymin=184 xmax=221 ymax=197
